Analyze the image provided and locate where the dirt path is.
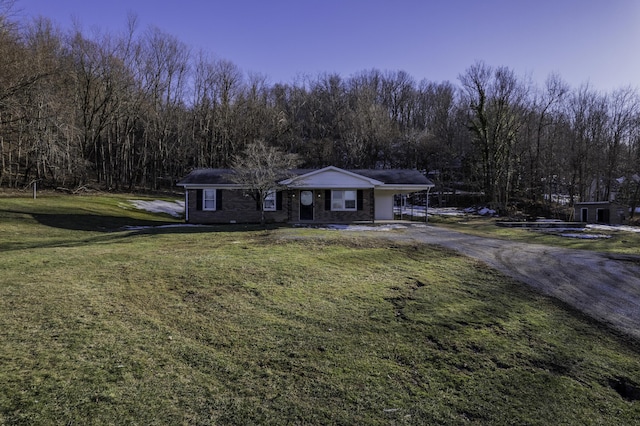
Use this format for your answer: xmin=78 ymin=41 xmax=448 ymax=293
xmin=390 ymin=225 xmax=640 ymax=340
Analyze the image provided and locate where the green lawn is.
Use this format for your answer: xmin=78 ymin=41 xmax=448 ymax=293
xmin=1 ymin=194 xmax=639 ymax=425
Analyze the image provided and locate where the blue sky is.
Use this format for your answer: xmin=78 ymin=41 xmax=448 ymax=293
xmin=16 ymin=0 xmax=640 ymax=91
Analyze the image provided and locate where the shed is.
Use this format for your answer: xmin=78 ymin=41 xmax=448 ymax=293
xmin=574 ymin=201 xmax=628 ymax=225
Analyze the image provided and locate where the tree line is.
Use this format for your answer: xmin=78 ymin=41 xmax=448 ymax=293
xmin=1 ymin=6 xmax=639 ymax=214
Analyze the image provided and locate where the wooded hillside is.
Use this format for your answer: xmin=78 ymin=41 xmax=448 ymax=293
xmin=1 ymin=5 xmax=639 ymax=213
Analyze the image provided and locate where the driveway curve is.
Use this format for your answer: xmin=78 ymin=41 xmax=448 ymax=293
xmin=392 ymin=225 xmax=640 ymax=341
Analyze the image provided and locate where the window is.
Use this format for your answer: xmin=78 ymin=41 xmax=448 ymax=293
xmin=203 ymin=189 xmax=216 ymax=211
xmin=331 ymin=190 xmax=357 ymax=211
xmin=263 ymin=190 xmax=276 ymax=211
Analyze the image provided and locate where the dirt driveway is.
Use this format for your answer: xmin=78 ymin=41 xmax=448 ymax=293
xmin=385 ymin=225 xmax=640 ymax=341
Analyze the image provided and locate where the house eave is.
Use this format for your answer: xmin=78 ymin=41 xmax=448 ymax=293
xmin=178 ymin=183 xmax=245 ymax=189
xmin=178 ymin=183 xmax=434 ymax=192
xmin=377 ymin=184 xmax=434 ymax=192
xmin=574 ymin=201 xmax=626 ymax=206
xmin=285 ymin=183 xmax=377 ymax=189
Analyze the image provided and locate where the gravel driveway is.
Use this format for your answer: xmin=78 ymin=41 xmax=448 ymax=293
xmin=391 ymin=225 xmax=640 ymax=341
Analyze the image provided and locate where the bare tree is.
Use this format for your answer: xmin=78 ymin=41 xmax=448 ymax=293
xmin=343 ymin=71 xmax=393 ymax=168
xmin=459 ymin=61 xmax=529 ymax=212
xmin=229 ymin=140 xmax=300 ymax=226
xmin=18 ymin=17 xmax=72 ymax=186
xmin=604 ymin=87 xmax=639 ymax=200
xmin=136 ymin=27 xmax=191 ymax=188
xmin=414 ymin=80 xmax=467 ymax=205
xmin=564 ymin=85 xmax=608 ymax=203
xmin=522 ymin=73 xmax=569 ymax=203
xmin=5 ymin=0 xmax=640 ymax=224
xmin=212 ymin=59 xmax=243 ymax=166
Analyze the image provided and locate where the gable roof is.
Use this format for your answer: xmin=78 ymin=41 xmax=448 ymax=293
xmin=351 ymin=169 xmax=432 ymax=186
xmin=280 ymin=166 xmax=384 ymax=188
xmin=177 ymin=169 xmax=236 ymax=186
xmin=177 ymin=166 xmax=434 ymax=189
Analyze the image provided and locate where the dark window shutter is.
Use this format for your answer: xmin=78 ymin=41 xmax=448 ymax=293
xmin=276 ymin=191 xmax=283 ymax=210
xmin=325 ymin=190 xmax=331 ymax=210
xmin=357 ymin=190 xmax=363 ymax=211
xmin=216 ymin=189 xmax=222 ymax=210
xmin=256 ymin=191 xmax=261 ymax=210
xmin=196 ymin=189 xmax=203 ymax=211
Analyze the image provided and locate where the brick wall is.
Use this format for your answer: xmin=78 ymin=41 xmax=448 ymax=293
xmin=290 ymin=189 xmax=374 ymax=222
xmin=186 ymin=188 xmax=375 ymax=224
xmin=186 ymin=189 xmax=288 ymax=224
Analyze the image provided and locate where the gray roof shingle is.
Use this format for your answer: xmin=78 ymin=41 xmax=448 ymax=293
xmin=177 ymin=169 xmax=236 ymax=185
xmin=350 ymin=169 xmax=431 ymax=185
xmin=177 ymin=168 xmax=432 ymax=186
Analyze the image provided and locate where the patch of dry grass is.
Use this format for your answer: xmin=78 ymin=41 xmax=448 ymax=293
xmin=432 ymin=214 xmax=640 ymax=255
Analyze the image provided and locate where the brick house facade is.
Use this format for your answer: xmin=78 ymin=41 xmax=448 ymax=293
xmin=178 ymin=166 xmax=433 ymax=224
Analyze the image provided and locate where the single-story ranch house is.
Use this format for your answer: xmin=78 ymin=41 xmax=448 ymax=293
xmin=177 ymin=166 xmax=434 ymax=224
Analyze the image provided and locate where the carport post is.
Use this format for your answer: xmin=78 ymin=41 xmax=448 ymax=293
xmin=425 ymin=187 xmax=431 ymax=223
xmin=184 ymin=190 xmax=189 ymax=222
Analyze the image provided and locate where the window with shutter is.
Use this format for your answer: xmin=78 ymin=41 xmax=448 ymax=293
xmin=263 ymin=190 xmax=276 ymax=211
xmin=331 ymin=190 xmax=357 ymax=211
xmin=203 ymin=189 xmax=216 ymax=211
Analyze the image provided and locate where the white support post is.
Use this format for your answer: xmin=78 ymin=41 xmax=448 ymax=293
xmin=426 ymin=187 xmax=431 ymax=223
xmin=184 ymin=190 xmax=189 ymax=222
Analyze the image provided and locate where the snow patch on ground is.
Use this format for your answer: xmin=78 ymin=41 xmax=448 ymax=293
xmin=427 ymin=207 xmax=466 ymax=216
xmin=587 ymin=224 xmax=640 ymax=233
xmin=477 ymin=207 xmax=497 ymax=216
xmin=128 ymin=199 xmax=184 ymax=218
xmin=397 ymin=206 xmax=493 ymax=217
xmin=461 ymin=206 xmax=496 ymax=216
xmin=322 ymin=224 xmax=410 ymax=232
xmin=534 ymin=223 xmax=640 ymax=239
xmin=121 ymin=223 xmax=206 ymax=231
xmin=559 ymin=233 xmax=612 ymax=239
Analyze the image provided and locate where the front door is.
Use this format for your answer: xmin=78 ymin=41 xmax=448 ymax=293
xmin=299 ymin=190 xmax=314 ymax=221
xmin=596 ymin=208 xmax=609 ymax=223
xmin=581 ymin=208 xmax=588 ymax=222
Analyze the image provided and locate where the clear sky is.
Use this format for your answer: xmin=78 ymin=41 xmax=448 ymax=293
xmin=15 ymin=0 xmax=640 ymax=92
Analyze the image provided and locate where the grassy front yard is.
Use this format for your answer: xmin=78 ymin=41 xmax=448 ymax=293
xmin=1 ymin=194 xmax=639 ymax=424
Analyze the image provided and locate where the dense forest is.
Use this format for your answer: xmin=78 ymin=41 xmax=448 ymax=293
xmin=1 ymin=5 xmax=639 ymax=215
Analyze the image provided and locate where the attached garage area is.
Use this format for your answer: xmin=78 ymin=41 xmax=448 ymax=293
xmin=374 ymin=190 xmax=395 ymax=220
xmin=374 ymin=189 xmax=431 ymax=221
